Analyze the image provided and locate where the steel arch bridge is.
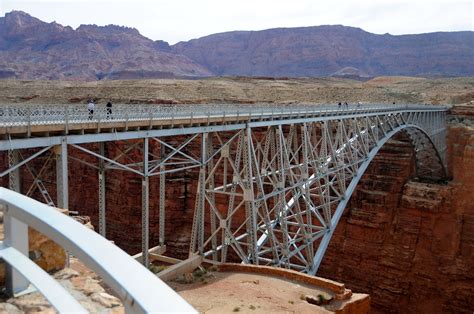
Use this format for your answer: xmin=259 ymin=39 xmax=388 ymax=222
xmin=0 ymin=103 xmax=447 ymax=275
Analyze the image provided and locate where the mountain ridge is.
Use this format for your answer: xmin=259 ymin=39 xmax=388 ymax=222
xmin=172 ymin=25 xmax=473 ymax=77
xmin=1 ymin=11 xmax=473 ymax=80
xmin=0 ymin=11 xmax=212 ymax=80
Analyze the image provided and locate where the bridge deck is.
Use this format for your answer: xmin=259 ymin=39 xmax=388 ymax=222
xmin=0 ymin=102 xmax=449 ymax=278
xmin=0 ymin=104 xmax=447 ymax=139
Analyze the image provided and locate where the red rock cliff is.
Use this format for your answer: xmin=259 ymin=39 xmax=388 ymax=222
xmin=1 ymin=112 xmax=473 ymax=312
xmin=317 ymin=117 xmax=474 ymax=312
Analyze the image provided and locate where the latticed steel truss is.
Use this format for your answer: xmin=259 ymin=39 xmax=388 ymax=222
xmin=189 ymin=110 xmax=447 ymax=274
xmin=0 ymin=105 xmax=447 ymax=274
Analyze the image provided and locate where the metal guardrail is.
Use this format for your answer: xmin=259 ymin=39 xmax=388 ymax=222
xmin=0 ymin=187 xmax=197 ymax=313
xmin=0 ymin=103 xmax=447 ymax=128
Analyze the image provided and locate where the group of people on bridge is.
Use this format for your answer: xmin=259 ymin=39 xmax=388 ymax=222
xmin=338 ymin=101 xmax=362 ymax=109
xmin=87 ymin=99 xmax=113 ymax=120
xmin=83 ymin=100 xmax=400 ymax=121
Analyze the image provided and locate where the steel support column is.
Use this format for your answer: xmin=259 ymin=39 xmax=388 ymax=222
xmin=55 ymin=140 xmax=68 ymax=209
xmin=98 ymin=142 xmax=106 ymax=237
xmin=142 ymin=138 xmax=149 ymax=267
xmin=243 ymin=126 xmax=258 ymax=263
xmin=276 ymin=125 xmax=289 ymax=264
xmin=190 ymin=133 xmax=207 ymax=255
xmin=8 ymin=150 xmax=20 ymax=193
xmin=159 ymin=143 xmax=165 ymax=246
xmin=207 ymin=133 xmax=218 ymax=261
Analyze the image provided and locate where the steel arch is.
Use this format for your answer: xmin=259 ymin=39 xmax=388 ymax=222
xmin=195 ymin=112 xmax=447 ymax=274
xmin=309 ymin=124 xmax=446 ymax=274
xmin=0 ymin=104 xmax=448 ymax=275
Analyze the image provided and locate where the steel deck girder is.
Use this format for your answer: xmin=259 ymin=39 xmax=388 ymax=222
xmin=0 ymin=104 xmax=448 ymax=275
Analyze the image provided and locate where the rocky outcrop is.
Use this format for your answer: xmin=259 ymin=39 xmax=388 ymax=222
xmin=0 ymin=210 xmax=95 ymax=286
xmin=330 ymin=67 xmax=373 ymax=81
xmin=0 ymin=258 xmax=122 ymax=313
xmin=0 ymin=210 xmax=67 ymax=285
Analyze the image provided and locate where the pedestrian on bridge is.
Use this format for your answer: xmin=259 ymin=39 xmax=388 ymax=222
xmin=87 ymin=99 xmax=95 ymax=120
xmin=106 ymin=100 xmax=113 ymax=120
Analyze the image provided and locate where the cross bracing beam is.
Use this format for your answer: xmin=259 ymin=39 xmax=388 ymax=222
xmin=189 ymin=110 xmax=447 ymax=274
xmin=0 ymin=104 xmax=447 ymax=277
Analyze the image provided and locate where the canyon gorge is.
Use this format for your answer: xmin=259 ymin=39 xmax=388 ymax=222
xmin=0 ymin=77 xmax=472 ymax=312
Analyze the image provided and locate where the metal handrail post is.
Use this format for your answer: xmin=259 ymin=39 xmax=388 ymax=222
xmin=2 ymin=204 xmax=30 ymax=295
xmin=65 ymin=106 xmax=69 ymax=134
xmin=26 ymin=107 xmax=31 ymax=137
xmin=0 ymin=188 xmax=197 ymax=313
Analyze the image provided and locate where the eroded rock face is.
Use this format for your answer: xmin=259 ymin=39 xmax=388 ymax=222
xmin=172 ymin=26 xmax=474 ymax=77
xmin=27 ymin=227 xmax=67 ymax=272
xmin=0 ymin=109 xmax=473 ymax=312
xmin=318 ymin=121 xmax=474 ymax=313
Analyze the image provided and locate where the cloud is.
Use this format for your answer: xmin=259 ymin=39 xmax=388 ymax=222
xmin=1 ymin=0 xmax=472 ymax=43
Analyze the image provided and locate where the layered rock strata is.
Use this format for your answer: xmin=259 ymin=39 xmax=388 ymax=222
xmin=0 ymin=109 xmax=473 ymax=312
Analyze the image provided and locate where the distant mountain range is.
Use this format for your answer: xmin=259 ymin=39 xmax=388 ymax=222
xmin=1 ymin=11 xmax=473 ymax=80
xmin=0 ymin=11 xmax=211 ymax=80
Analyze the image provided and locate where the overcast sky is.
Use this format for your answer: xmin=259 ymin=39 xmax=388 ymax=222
xmin=1 ymin=0 xmax=472 ymax=44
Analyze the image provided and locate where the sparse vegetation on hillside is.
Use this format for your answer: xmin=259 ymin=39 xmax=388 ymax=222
xmin=0 ymin=77 xmax=472 ymax=106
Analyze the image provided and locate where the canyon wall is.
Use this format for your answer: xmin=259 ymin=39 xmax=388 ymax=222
xmin=318 ymin=119 xmax=474 ymax=312
xmin=1 ymin=111 xmax=473 ymax=312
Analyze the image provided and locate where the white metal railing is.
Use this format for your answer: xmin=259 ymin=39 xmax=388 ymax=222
xmin=0 ymin=187 xmax=196 ymax=313
xmin=0 ymin=103 xmax=448 ymax=129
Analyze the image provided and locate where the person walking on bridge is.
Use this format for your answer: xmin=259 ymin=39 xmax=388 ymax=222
xmin=106 ymin=100 xmax=113 ymax=120
xmin=87 ymin=99 xmax=95 ymax=120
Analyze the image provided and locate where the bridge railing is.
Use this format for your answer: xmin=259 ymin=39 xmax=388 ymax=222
xmin=0 ymin=187 xmax=196 ymax=313
xmin=0 ymin=103 xmax=447 ymax=128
